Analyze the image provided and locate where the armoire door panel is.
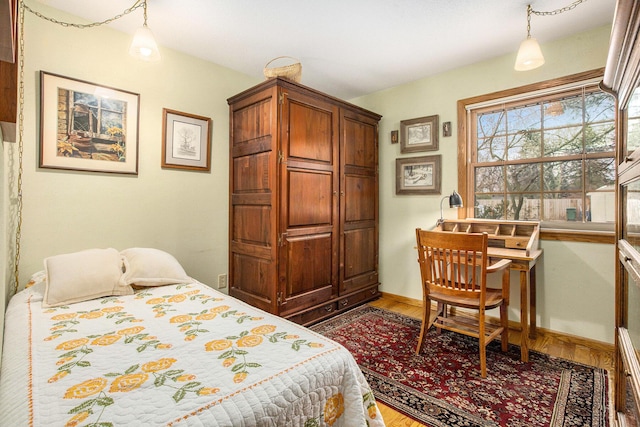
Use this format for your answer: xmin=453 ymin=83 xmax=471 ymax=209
xmin=342 ymin=273 xmax=380 ymax=294
xmin=287 ymin=169 xmax=333 ymax=227
xmin=342 ymin=115 xmax=377 ymax=170
xmin=344 ymin=175 xmax=376 ymax=222
xmin=231 ymin=253 xmax=275 ymax=312
xmin=233 ymin=152 xmax=272 ymax=193
xmin=232 ymin=205 xmax=271 ymax=246
xmin=342 ymin=227 xmax=377 ymax=293
xmin=232 ymin=98 xmax=272 ymax=144
xmin=283 ymin=234 xmax=335 ymax=304
xmin=343 ymin=228 xmax=376 ymax=277
xmin=287 ymin=100 xmax=333 ymax=164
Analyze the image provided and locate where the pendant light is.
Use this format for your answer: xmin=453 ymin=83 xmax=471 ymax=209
xmin=514 ymin=0 xmax=588 ymax=72
xmin=514 ymin=5 xmax=545 ymax=71
xmin=129 ymin=0 xmax=161 ymax=61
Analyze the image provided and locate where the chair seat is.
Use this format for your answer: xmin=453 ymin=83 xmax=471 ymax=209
xmin=429 ymin=287 xmax=505 ymax=310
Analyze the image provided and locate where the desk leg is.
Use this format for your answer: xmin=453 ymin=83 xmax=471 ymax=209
xmin=519 ymin=270 xmax=529 ymax=362
xmin=529 ymin=265 xmax=537 ymax=339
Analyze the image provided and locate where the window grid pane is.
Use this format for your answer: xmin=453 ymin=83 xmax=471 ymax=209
xmin=471 ymin=85 xmax=615 ymax=224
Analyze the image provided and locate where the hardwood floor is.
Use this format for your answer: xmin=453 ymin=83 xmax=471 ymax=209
xmin=366 ymin=294 xmax=615 ymax=427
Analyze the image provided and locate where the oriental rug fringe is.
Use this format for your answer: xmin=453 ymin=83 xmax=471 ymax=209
xmin=311 ymin=305 xmax=609 ymax=427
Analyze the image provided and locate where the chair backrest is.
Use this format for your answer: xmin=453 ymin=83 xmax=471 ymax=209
xmin=416 ymin=229 xmax=489 ymax=302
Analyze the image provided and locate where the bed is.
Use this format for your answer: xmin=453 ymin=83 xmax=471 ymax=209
xmin=0 ymin=248 xmax=383 ymax=426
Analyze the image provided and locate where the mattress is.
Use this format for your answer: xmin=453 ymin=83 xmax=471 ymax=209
xmin=0 ymin=278 xmax=383 ymax=426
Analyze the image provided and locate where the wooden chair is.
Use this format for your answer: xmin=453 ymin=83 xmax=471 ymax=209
xmin=415 ymin=228 xmax=512 ymax=378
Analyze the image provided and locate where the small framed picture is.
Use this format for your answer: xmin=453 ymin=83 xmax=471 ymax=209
xmin=162 ymin=108 xmax=212 ymax=171
xmin=400 ymin=114 xmax=439 ymax=153
xmin=396 ymin=155 xmax=441 ymax=195
xmin=39 ymin=71 xmax=140 ymax=174
xmin=391 ymin=130 xmax=399 ymax=144
xmin=443 ymin=121 xmax=452 ymax=137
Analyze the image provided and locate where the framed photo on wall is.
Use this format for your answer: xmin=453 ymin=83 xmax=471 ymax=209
xmin=400 ymin=114 xmax=439 ymax=153
xmin=39 ymin=71 xmax=140 ymax=174
xmin=162 ymin=108 xmax=212 ymax=172
xmin=396 ymin=155 xmax=442 ymax=195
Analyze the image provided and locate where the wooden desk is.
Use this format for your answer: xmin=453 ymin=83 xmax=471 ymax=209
xmin=435 ymin=219 xmax=543 ymax=362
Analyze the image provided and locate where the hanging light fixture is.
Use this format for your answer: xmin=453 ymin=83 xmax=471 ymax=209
xmin=129 ymin=0 xmax=161 ymax=61
xmin=514 ymin=5 xmax=544 ymax=71
xmin=24 ymin=1 xmax=160 ymax=61
xmin=514 ymin=0 xmax=588 ymax=72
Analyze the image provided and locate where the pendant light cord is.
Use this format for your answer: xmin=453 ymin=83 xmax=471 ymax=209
xmin=23 ymin=0 xmax=146 ymax=29
xmin=526 ymin=0 xmax=589 ymax=38
xmin=12 ymin=0 xmax=25 ymax=296
xmin=530 ymin=0 xmax=588 ymax=17
xmin=10 ymin=0 xmax=149 ymax=295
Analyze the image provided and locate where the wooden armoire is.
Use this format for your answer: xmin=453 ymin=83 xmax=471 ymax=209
xmin=227 ymin=77 xmax=382 ymax=325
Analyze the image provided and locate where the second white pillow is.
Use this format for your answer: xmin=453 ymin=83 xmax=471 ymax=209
xmin=121 ymin=247 xmax=191 ymax=287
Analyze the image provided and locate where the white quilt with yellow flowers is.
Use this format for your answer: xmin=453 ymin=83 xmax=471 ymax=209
xmin=0 ymin=279 xmax=384 ymax=426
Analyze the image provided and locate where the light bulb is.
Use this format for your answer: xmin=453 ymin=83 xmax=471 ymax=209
xmin=129 ymin=25 xmax=161 ymax=61
xmin=514 ymin=38 xmax=545 ymax=71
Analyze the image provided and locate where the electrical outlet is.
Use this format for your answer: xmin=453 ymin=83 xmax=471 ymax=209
xmin=217 ymin=274 xmax=228 ymax=289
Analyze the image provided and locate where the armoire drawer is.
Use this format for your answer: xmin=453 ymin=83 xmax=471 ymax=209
xmin=286 ymin=285 xmax=380 ymax=327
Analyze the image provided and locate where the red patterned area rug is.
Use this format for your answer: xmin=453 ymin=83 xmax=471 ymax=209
xmin=310 ymin=305 xmax=610 ymax=427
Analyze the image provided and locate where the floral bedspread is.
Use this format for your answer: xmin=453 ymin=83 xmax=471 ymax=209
xmin=0 ymin=279 xmax=383 ymax=426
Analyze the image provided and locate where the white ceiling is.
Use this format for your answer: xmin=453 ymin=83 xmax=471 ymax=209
xmin=34 ymin=0 xmax=616 ymax=100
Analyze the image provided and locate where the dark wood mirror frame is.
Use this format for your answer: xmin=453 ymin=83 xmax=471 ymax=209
xmin=0 ymin=0 xmax=17 ymax=140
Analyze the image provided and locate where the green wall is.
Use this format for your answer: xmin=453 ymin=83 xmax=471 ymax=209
xmin=353 ymin=25 xmax=615 ymax=343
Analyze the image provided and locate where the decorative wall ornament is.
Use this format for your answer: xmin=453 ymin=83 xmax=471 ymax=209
xmin=391 ymin=130 xmax=398 ymax=144
xmin=443 ymin=121 xmax=452 ymax=137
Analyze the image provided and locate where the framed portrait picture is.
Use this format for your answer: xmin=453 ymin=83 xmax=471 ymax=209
xmin=39 ymin=71 xmax=140 ymax=174
xmin=162 ymin=109 xmax=212 ymax=172
xmin=400 ymin=114 xmax=439 ymax=153
xmin=395 ymin=155 xmax=442 ymax=195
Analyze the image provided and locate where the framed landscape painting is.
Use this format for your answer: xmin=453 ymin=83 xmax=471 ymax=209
xmin=396 ymin=155 xmax=441 ymax=195
xmin=39 ymin=71 xmax=140 ymax=174
xmin=400 ymin=114 xmax=439 ymax=153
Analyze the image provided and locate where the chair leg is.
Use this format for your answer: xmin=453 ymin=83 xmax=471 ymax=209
xmin=435 ymin=302 xmax=445 ymax=334
xmin=479 ymin=308 xmax=487 ymax=378
xmin=416 ymin=297 xmax=432 ymax=354
xmin=500 ymin=302 xmax=508 ymax=352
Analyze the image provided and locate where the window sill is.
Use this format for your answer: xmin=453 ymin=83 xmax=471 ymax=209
xmin=540 ymin=227 xmax=615 ymax=244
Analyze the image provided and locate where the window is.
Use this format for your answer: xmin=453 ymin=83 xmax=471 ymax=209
xmin=458 ymin=70 xmax=617 ymax=236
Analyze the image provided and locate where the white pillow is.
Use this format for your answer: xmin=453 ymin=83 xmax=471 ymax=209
xmin=121 ymin=248 xmax=191 ymax=287
xmin=25 ymin=270 xmax=46 ymax=289
xmin=43 ymin=248 xmax=132 ymax=308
